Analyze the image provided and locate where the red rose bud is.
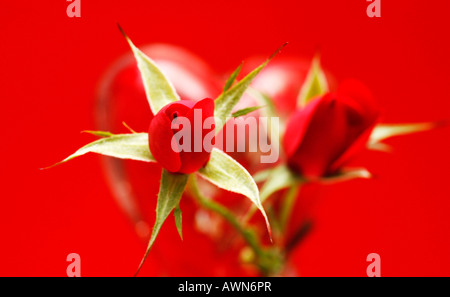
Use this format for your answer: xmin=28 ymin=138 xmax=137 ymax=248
xmin=148 ymin=98 xmax=215 ymax=174
xmin=283 ymin=80 xmax=380 ymax=178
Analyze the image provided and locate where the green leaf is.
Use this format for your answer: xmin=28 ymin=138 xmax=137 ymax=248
xmin=82 ymin=130 xmax=114 ymax=138
xmin=245 ymin=166 xmax=369 ymax=223
xmin=214 ymin=43 xmax=287 ymax=133
xmin=223 ymin=62 xmax=243 ymax=92
xmin=246 ymin=88 xmax=278 ymax=120
xmin=48 ymin=133 xmax=155 ymax=168
xmin=119 ymin=25 xmax=180 ymax=114
xmin=252 ymin=168 xmax=273 ymax=184
xmin=369 ymin=122 xmax=438 ymax=149
xmin=279 ymin=185 xmax=300 ymax=231
xmin=368 ymin=142 xmax=393 ymax=152
xmin=174 ymin=205 xmax=183 ymax=241
xmin=246 ymin=87 xmax=283 ymax=154
xmin=320 ymin=168 xmax=372 ymax=183
xmin=297 ymin=54 xmax=329 ymax=108
xmin=244 ymin=165 xmax=301 ymax=231
xmin=259 ymin=165 xmax=302 ymax=203
xmin=231 ymin=105 xmax=265 ymax=118
xmin=197 ymin=148 xmax=272 ymax=237
xmin=135 ymin=170 xmax=188 ymax=275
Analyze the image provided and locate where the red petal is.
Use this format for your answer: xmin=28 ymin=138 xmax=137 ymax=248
xmin=328 ymin=121 xmax=377 ymax=173
xmin=285 ymin=94 xmax=351 ymax=178
xmin=188 ymin=97 xmax=214 ymax=119
xmin=148 ymin=112 xmax=181 ymax=173
xmin=162 ymin=100 xmax=195 ymax=120
xmin=337 ymin=79 xmax=380 ymax=124
xmin=325 ymin=80 xmax=380 ymax=173
xmin=177 ymin=98 xmax=215 ymax=174
xmin=283 ymin=97 xmax=322 ymax=159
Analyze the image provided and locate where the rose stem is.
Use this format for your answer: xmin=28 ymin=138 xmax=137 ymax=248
xmin=279 ymin=184 xmax=301 ymax=232
xmin=187 ymin=175 xmax=265 ymax=258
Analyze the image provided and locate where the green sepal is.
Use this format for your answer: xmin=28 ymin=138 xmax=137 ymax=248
xmin=297 ymin=54 xmax=329 ymax=108
xmin=46 ymin=133 xmax=155 ymax=169
xmin=197 ymin=148 xmax=272 ymax=239
xmin=119 ymin=25 xmax=180 ymax=115
xmin=135 ymin=170 xmax=188 ymax=275
xmin=214 ymin=43 xmax=288 ymax=133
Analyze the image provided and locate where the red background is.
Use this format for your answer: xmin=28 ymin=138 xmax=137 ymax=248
xmin=1 ymin=0 xmax=449 ymax=276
